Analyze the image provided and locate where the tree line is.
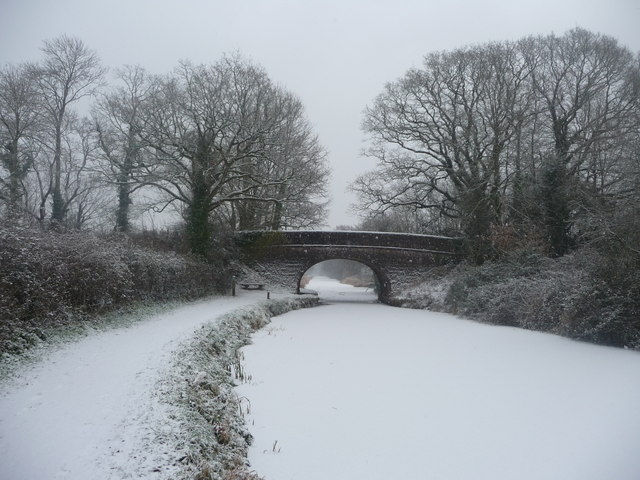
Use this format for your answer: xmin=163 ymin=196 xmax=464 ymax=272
xmin=353 ymin=28 xmax=640 ymax=264
xmin=0 ymin=36 xmax=329 ymax=256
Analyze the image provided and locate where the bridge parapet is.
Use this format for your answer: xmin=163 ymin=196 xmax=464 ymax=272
xmin=235 ymin=230 xmax=463 ymax=254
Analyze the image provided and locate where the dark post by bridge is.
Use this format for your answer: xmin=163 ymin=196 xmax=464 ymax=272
xmin=234 ymin=230 xmax=464 ymax=303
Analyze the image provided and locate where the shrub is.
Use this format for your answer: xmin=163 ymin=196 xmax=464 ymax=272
xmin=0 ymin=224 xmax=232 ymax=356
xmin=395 ymin=247 xmax=640 ymax=350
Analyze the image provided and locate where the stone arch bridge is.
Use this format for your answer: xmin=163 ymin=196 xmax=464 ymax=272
xmin=234 ymin=230 xmax=464 ymax=303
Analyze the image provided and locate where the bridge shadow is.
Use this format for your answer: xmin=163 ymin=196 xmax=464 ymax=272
xmin=302 ymin=276 xmax=379 ymax=304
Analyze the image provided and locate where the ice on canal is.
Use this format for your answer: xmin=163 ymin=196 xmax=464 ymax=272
xmin=236 ymin=277 xmax=640 ymax=480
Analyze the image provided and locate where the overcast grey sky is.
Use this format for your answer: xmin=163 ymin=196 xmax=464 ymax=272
xmin=2 ymin=0 xmax=639 ymax=227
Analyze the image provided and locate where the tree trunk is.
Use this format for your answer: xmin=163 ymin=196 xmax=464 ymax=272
xmin=115 ymin=146 xmax=133 ymax=233
xmin=270 ymin=200 xmax=283 ymax=230
xmin=51 ymin=120 xmax=65 ymax=224
xmin=115 ymin=176 xmax=131 ymax=233
xmin=459 ymin=186 xmax=493 ymax=264
xmin=187 ymin=162 xmax=211 ymax=257
xmin=237 ymin=200 xmax=257 ymax=231
xmin=542 ymin=158 xmax=571 ymax=256
xmin=270 ymin=182 xmax=287 ymax=230
xmin=544 ymin=120 xmax=573 ymax=256
xmin=4 ymin=139 xmax=22 ymax=221
xmin=489 ymin=138 xmax=504 ymax=224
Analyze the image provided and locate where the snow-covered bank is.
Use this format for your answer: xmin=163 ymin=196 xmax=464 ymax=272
xmin=0 ymin=291 xmax=317 ymax=480
xmin=392 ymin=252 xmax=640 ymax=350
xmin=237 ymin=278 xmax=640 ymax=480
xmin=156 ymin=294 xmax=318 ymax=479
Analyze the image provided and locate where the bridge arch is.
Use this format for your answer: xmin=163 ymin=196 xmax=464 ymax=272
xmin=297 ymin=257 xmax=391 ymax=301
xmin=234 ymin=230 xmax=463 ymax=303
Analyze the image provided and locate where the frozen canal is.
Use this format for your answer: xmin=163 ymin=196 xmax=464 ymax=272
xmin=236 ymin=277 xmax=640 ymax=480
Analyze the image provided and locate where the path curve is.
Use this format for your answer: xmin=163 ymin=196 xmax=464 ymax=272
xmin=0 ymin=291 xmax=268 ymax=480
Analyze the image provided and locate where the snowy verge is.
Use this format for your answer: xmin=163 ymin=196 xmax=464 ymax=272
xmin=152 ymin=295 xmax=319 ymax=480
xmin=0 ymin=298 xmax=205 ymax=383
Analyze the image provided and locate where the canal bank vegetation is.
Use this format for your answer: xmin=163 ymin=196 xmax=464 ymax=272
xmin=0 ymin=223 xmax=234 ymax=357
xmin=354 ymin=27 xmax=640 ymax=349
xmin=156 ymin=296 xmax=318 ymax=480
xmin=1 ymin=37 xmax=329 ymax=357
xmin=392 ymin=246 xmax=640 ymax=349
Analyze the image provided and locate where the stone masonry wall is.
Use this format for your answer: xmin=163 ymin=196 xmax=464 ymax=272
xmin=235 ymin=231 xmax=463 ymax=303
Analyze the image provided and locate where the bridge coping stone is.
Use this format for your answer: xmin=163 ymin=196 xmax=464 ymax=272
xmin=235 ymin=230 xmax=463 ymax=253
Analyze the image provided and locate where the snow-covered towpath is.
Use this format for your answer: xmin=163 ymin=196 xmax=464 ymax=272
xmin=0 ymin=291 xmax=270 ymax=480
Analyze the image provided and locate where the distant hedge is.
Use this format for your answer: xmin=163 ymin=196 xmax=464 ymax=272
xmin=393 ymin=249 xmax=640 ymax=350
xmin=0 ymin=225 xmax=231 ymax=355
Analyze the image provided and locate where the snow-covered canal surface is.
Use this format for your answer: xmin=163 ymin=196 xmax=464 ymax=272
xmin=237 ymin=277 xmax=640 ymax=480
xmin=0 ymin=291 xmax=270 ymax=480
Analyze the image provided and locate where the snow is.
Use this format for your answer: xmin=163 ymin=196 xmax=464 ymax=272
xmin=236 ymin=277 xmax=640 ymax=480
xmin=0 ymin=290 xmax=273 ymax=480
xmin=2 ymin=276 xmax=640 ymax=479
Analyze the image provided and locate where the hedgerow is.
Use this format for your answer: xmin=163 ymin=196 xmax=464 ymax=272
xmin=0 ymin=224 xmax=232 ymax=355
xmin=393 ymin=248 xmax=640 ymax=350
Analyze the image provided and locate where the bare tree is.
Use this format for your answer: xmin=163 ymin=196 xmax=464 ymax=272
xmin=0 ymin=63 xmax=41 ymax=220
xmin=228 ymin=91 xmax=329 ymax=230
xmin=137 ymin=55 xmax=328 ymax=255
xmin=94 ymin=65 xmax=150 ymax=232
xmin=33 ymin=35 xmax=106 ymax=225
xmin=59 ymin=118 xmax=107 ymax=229
xmin=356 ymin=42 xmax=528 ymax=262
xmin=355 ymin=208 xmax=447 ymax=234
xmin=356 ymin=29 xmax=639 ymax=260
xmin=521 ymin=28 xmax=639 ymax=255
xmin=26 ymin=115 xmax=102 ymax=227
xmin=266 ymin=96 xmax=329 ymax=229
